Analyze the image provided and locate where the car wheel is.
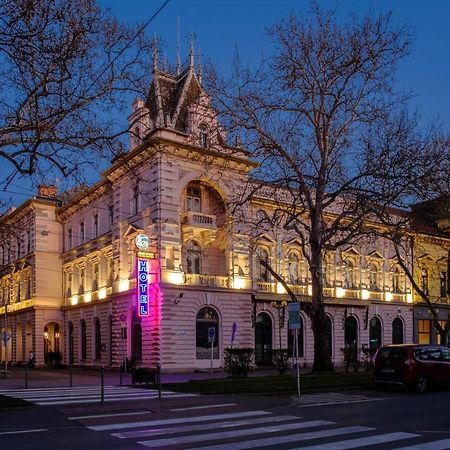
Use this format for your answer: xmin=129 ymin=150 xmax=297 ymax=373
xmin=416 ymin=375 xmax=429 ymax=393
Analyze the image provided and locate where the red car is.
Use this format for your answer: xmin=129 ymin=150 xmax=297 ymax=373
xmin=373 ymin=344 xmax=450 ymax=392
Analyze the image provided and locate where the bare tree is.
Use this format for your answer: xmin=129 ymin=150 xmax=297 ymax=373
xmin=206 ymin=6 xmax=438 ymax=370
xmin=0 ymin=0 xmax=153 ymax=187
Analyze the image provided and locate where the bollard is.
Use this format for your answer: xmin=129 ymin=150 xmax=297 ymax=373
xmin=119 ymin=365 xmax=123 ymax=386
xmin=24 ymin=363 xmax=28 ymax=389
xmin=156 ymin=364 xmax=161 ymax=399
xmin=69 ymin=363 xmax=73 ymax=388
xmin=100 ymin=366 xmax=105 ymax=403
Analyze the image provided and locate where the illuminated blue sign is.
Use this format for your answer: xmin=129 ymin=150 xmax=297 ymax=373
xmin=138 ymin=258 xmax=149 ymax=316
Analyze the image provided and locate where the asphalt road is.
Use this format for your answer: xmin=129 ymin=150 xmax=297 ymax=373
xmin=1 ymin=386 xmax=449 ymax=449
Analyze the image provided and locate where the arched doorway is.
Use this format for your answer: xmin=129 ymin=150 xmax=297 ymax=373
xmin=344 ymin=316 xmax=358 ymax=362
xmin=369 ymin=317 xmax=382 ymax=353
xmin=255 ymin=312 xmax=272 ymax=366
xmin=392 ymin=317 xmax=404 ymax=344
xmin=196 ymin=306 xmax=220 ymax=360
xmin=131 ymin=310 xmax=142 ymax=363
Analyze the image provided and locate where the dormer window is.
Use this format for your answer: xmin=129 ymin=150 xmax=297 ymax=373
xmin=199 ymin=124 xmax=208 ymax=148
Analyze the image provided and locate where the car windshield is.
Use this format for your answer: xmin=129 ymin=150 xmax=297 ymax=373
xmin=377 ymin=347 xmax=406 ymax=360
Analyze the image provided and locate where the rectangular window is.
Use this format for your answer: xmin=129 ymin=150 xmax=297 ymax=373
xmin=80 ymin=222 xmax=85 ymax=244
xmin=440 ymin=272 xmax=447 ymax=298
xmin=93 ymin=213 xmax=99 ymax=238
xmin=418 ymin=319 xmax=431 ymax=344
xmin=186 ymin=187 xmax=201 ymax=212
xmin=79 ymin=268 xmax=85 ymax=294
xmin=93 ymin=263 xmax=99 ymax=290
xmin=68 ymin=228 xmax=73 ymax=249
xmin=109 ymin=205 xmax=114 ymax=228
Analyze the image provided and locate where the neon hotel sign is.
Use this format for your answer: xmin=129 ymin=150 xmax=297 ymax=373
xmin=135 ymin=234 xmax=156 ymax=317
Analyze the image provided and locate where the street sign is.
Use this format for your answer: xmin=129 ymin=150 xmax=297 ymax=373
xmin=208 ymin=327 xmax=216 ymax=343
xmin=288 ymin=302 xmax=301 ymax=330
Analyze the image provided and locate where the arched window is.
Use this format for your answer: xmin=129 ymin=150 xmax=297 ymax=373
xmin=94 ymin=318 xmax=101 ymax=360
xmin=368 ymin=262 xmax=379 ymax=291
xmin=287 ymin=252 xmax=301 ymax=285
xmin=196 ymin=307 xmax=219 ymax=359
xmin=258 ymin=247 xmax=270 ymax=282
xmin=68 ymin=322 xmax=74 ymax=364
xmin=369 ymin=317 xmax=382 ymax=353
xmin=392 ymin=317 xmax=404 ymax=344
xmin=198 ymin=124 xmax=208 ymax=148
xmin=392 ymin=266 xmax=402 ymax=293
xmin=131 ymin=310 xmax=142 ymax=362
xmin=343 ymin=260 xmax=356 ymax=289
xmin=81 ymin=320 xmax=87 ymax=360
xmin=287 ymin=315 xmax=304 ymax=357
xmin=255 ymin=312 xmax=272 ymax=365
xmin=344 ymin=316 xmax=358 ymax=361
xmin=186 ymin=240 xmax=202 ymax=274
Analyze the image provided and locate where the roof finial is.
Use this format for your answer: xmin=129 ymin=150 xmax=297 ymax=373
xmin=152 ymin=34 xmax=158 ymax=72
xmin=176 ymin=16 xmax=181 ymax=75
xmin=189 ymin=31 xmax=195 ymax=68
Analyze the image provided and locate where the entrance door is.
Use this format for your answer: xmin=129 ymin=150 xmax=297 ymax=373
xmin=255 ymin=313 xmax=272 ymax=366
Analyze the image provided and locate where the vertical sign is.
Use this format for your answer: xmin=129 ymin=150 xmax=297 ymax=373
xmin=138 ymin=258 xmax=150 ymax=316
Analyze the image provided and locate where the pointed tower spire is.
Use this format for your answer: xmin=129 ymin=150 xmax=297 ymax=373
xmin=189 ymin=31 xmax=195 ymax=68
xmin=176 ymin=16 xmax=181 ymax=75
xmin=152 ymin=34 xmax=158 ymax=72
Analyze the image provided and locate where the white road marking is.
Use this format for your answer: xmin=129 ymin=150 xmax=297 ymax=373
xmin=138 ymin=420 xmax=334 ymax=448
xmin=0 ymin=429 xmax=48 ymax=436
xmin=187 ymin=426 xmax=374 ymax=450
xmin=112 ymin=415 xmax=299 ymax=439
xmin=170 ymin=403 xmax=237 ymax=411
xmin=69 ymin=411 xmax=151 ymax=420
xmin=293 ymin=432 xmax=419 ymax=449
xmin=393 ymin=439 xmax=450 ymax=450
xmin=89 ymin=410 xmax=271 ymax=432
xmin=297 ymin=397 xmax=389 ymax=408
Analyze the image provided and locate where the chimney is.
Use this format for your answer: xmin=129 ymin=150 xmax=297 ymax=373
xmin=37 ymin=184 xmax=57 ymax=198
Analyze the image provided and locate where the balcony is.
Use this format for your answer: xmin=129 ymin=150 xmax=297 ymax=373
xmin=184 ymin=273 xmax=230 ymax=288
xmin=181 ymin=211 xmax=216 ymax=230
xmin=256 ymin=281 xmax=276 ymax=293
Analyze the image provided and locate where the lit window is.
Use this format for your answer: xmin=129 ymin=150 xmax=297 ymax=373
xmin=258 ymin=247 xmax=270 ymax=282
xmin=186 ymin=240 xmax=202 ymax=274
xmin=418 ymin=319 xmax=431 ymax=344
xmin=368 ymin=262 xmax=379 ymax=291
xmin=421 ymin=269 xmax=429 ymax=295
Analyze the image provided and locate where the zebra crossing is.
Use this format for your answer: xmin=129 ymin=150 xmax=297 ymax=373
xmin=69 ymin=404 xmax=450 ymax=449
xmin=0 ymin=385 xmax=196 ymax=406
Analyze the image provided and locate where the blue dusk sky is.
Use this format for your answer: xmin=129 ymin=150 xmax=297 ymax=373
xmin=2 ymin=0 xmax=450 ymax=206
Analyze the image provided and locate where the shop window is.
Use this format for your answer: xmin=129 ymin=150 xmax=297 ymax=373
xmin=369 ymin=317 xmax=382 ymax=353
xmin=81 ymin=320 xmax=87 ymax=360
xmin=196 ymin=307 xmax=219 ymax=359
xmin=392 ymin=317 xmax=404 ymax=344
xmin=94 ymin=318 xmax=101 ymax=360
xmin=418 ymin=319 xmax=431 ymax=344
xmin=186 ymin=240 xmax=202 ymax=274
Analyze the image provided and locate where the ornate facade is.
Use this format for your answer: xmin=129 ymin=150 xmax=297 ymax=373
xmin=1 ymin=54 xmax=448 ymax=371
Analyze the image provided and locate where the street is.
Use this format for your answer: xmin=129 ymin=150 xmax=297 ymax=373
xmin=0 ymin=385 xmax=450 ymax=449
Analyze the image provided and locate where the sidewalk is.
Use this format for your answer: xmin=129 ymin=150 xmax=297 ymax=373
xmin=0 ymin=366 xmax=287 ymax=390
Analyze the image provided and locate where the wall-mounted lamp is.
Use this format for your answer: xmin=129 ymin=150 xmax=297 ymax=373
xmin=44 ymin=331 xmax=48 ymax=339
xmin=174 ymin=293 xmax=184 ymax=304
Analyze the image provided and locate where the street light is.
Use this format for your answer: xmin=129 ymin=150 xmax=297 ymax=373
xmin=271 ymin=300 xmax=287 ymax=349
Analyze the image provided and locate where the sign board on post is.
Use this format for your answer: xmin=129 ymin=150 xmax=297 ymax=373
xmin=208 ymin=327 xmax=216 ymax=343
xmin=288 ymin=302 xmax=301 ymax=330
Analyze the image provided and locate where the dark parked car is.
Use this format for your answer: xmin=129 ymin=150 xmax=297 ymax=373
xmin=373 ymin=344 xmax=450 ymax=392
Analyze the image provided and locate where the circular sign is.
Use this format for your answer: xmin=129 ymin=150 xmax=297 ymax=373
xmin=135 ymin=233 xmax=149 ymax=250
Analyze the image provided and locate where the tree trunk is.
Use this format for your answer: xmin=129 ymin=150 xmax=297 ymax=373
xmin=310 ymin=239 xmax=333 ymax=371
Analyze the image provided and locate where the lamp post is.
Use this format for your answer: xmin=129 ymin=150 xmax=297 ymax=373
xmin=271 ymin=300 xmax=287 ymax=349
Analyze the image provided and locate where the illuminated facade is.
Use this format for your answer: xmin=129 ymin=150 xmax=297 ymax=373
xmin=1 ymin=53 xmax=448 ymax=371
